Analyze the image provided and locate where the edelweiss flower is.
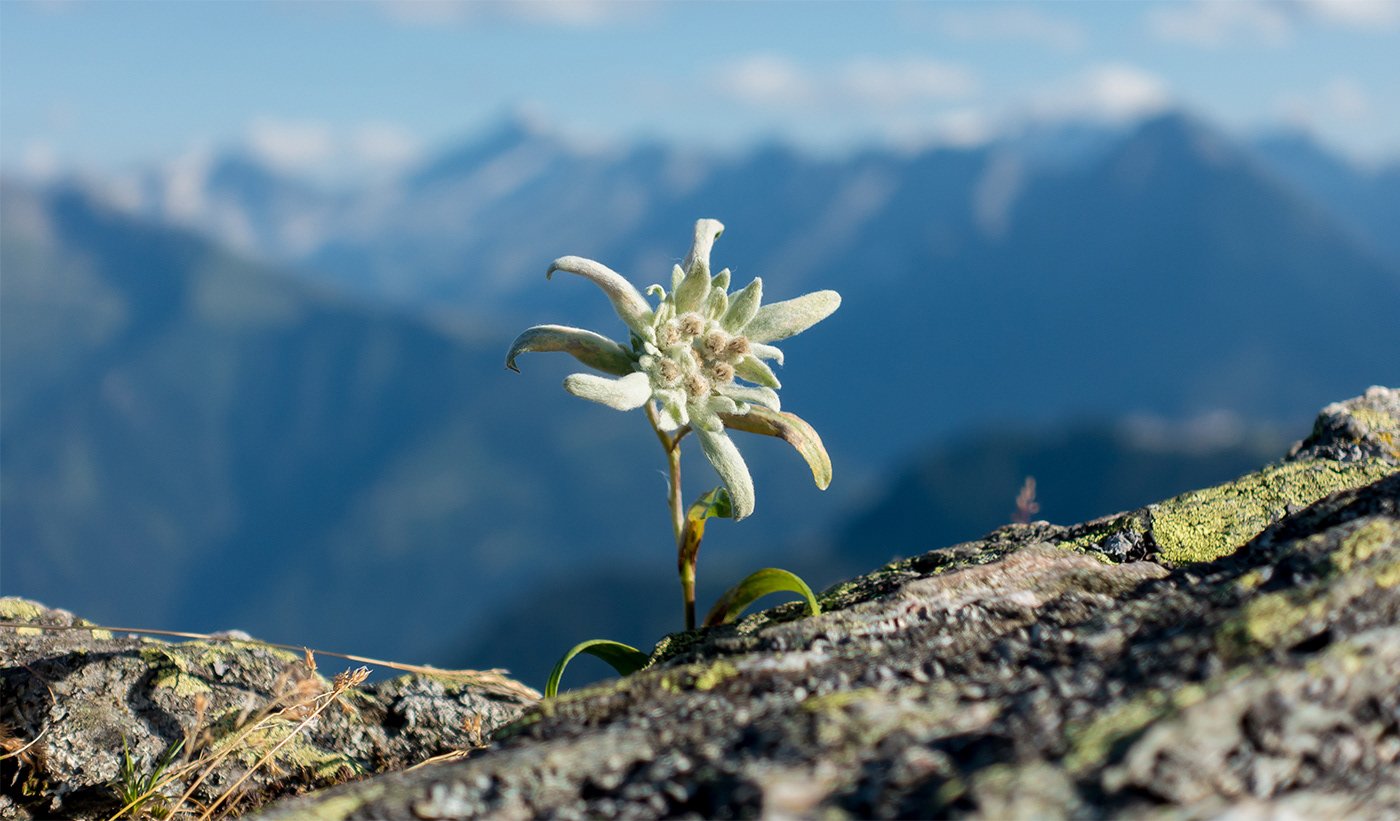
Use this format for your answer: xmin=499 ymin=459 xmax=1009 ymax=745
xmin=506 ymin=219 xmax=840 ymax=519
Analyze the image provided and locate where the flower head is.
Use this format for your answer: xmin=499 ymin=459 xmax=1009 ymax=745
xmin=506 ymin=219 xmax=840 ymax=519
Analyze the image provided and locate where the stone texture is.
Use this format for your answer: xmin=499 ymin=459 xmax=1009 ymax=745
xmin=0 ymin=605 xmax=536 ymax=819
xmin=7 ymin=388 xmax=1399 ymax=820
xmin=254 ymin=388 xmax=1400 ymax=820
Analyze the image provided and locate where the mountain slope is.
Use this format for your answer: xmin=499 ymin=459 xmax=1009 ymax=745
xmin=0 ymin=184 xmax=678 ymax=662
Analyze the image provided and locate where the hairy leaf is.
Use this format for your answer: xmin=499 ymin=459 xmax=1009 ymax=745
xmin=505 ymin=324 xmax=634 ymax=376
xmin=720 ymin=406 xmax=832 ymax=490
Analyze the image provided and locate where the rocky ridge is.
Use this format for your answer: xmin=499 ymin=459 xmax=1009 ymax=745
xmin=4 ymin=387 xmax=1398 ymax=819
xmin=0 ymin=609 xmax=536 ymax=819
xmin=258 ymin=387 xmax=1400 ymax=819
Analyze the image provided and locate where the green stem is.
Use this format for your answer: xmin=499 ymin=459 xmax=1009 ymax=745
xmin=647 ymin=404 xmax=694 ymax=630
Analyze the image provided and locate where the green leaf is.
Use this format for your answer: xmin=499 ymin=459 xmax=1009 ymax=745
xmin=680 ymin=487 xmax=732 ymax=565
xmin=545 ymin=639 xmax=649 ymax=698
xmin=703 ymin=567 xmax=821 ymax=627
xmin=719 ymin=406 xmax=832 ymax=490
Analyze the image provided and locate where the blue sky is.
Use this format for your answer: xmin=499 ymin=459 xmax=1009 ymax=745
xmin=3 ymin=0 xmax=1398 ymax=180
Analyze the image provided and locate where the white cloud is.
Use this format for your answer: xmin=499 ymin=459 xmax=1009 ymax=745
xmin=1148 ymin=0 xmax=1400 ymax=47
xmin=1295 ymin=0 xmax=1400 ymax=28
xmin=372 ymin=0 xmax=646 ymax=27
xmin=19 ymin=141 xmax=60 ymax=180
xmin=717 ymin=55 xmax=815 ymax=107
xmin=243 ymin=118 xmax=423 ymax=179
xmin=716 ymin=55 xmax=977 ymax=112
xmin=347 ymin=123 xmax=423 ymax=169
xmin=1030 ymin=64 xmax=1173 ymax=123
xmin=246 ymin=119 xmax=336 ymax=170
xmin=933 ymin=7 xmax=1087 ymax=52
xmin=839 ymin=59 xmax=979 ymax=107
xmin=1277 ymin=76 xmax=1374 ymax=126
xmin=1147 ymin=0 xmax=1292 ymax=47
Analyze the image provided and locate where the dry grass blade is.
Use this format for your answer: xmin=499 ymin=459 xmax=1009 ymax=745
xmin=198 ymin=667 xmax=369 ymax=820
xmin=0 ymin=620 xmax=540 ymax=701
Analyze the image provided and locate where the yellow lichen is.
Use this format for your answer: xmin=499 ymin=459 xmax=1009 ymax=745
xmin=1150 ymin=460 xmax=1396 ymax=565
xmin=0 ymin=598 xmax=46 ymax=622
xmin=1063 ymin=683 xmax=1206 ymax=775
xmin=1335 ymin=518 xmax=1399 ymax=573
xmin=659 ymin=660 xmax=739 ymax=693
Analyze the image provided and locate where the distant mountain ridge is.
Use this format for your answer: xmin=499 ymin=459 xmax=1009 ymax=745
xmin=4 ymin=109 xmax=1398 ymax=673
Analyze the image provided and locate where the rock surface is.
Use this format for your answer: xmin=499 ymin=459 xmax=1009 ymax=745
xmin=6 ymin=388 xmax=1399 ymax=820
xmin=254 ymin=387 xmax=1400 ymax=819
xmin=0 ymin=606 xmax=536 ymax=819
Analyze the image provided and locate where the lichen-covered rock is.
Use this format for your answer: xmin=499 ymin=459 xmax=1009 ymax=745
xmin=0 ymin=603 xmax=536 ymax=819
xmin=251 ymin=388 xmax=1400 ymax=820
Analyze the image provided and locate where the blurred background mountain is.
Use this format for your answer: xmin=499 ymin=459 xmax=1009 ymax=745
xmin=2 ymin=1 xmax=1398 ymax=686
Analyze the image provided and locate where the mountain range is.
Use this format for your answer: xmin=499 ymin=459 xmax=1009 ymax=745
xmin=3 ymin=110 xmax=1397 ymax=682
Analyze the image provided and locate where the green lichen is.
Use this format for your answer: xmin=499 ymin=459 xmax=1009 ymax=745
xmin=1335 ymin=518 xmax=1399 ymax=573
xmin=0 ymin=597 xmax=46 ymax=622
xmin=140 ymin=644 xmax=213 ymax=697
xmin=285 ymin=785 xmax=388 ymax=821
xmin=192 ymin=638 xmax=301 ymax=669
xmin=1350 ymin=407 xmax=1398 ymax=439
xmin=1063 ymin=684 xmax=1205 ymax=775
xmin=659 ymin=660 xmax=739 ymax=693
xmin=1220 ymin=521 xmax=1399 ymax=656
xmin=1056 ymin=513 xmax=1147 ymax=556
xmin=799 ymin=688 xmax=884 ymax=713
xmin=1149 ymin=459 xmax=1396 ymax=564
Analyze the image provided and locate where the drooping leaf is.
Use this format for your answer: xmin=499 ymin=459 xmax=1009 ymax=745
xmin=697 ymin=429 xmax=755 ymax=520
xmin=505 ymin=325 xmax=634 ymax=376
xmin=744 ymin=290 xmax=841 ymax=344
xmin=547 ymin=256 xmax=655 ymax=338
xmin=545 ymin=639 xmax=650 ymax=698
xmin=719 ymin=406 xmax=832 ymax=490
xmin=703 ymin=567 xmax=821 ymax=627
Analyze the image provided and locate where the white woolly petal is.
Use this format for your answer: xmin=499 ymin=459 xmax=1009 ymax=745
xmin=722 ymin=277 xmax=763 ymax=333
xmin=744 ymin=290 xmax=841 ymax=344
xmin=705 ymin=394 xmax=741 ymax=417
xmin=749 ymin=342 xmax=785 ymax=366
xmin=547 ymin=256 xmax=654 ymax=337
xmin=562 ymin=371 xmax=652 ymax=411
xmin=717 ymin=384 xmax=780 ymax=412
xmin=682 ymin=219 xmax=725 ymax=277
xmin=735 ymin=354 xmax=781 ymax=389
xmin=505 ymin=325 xmax=634 ymax=376
xmin=689 ymin=402 xmax=725 ymax=433
xmin=698 ymin=429 xmax=755 ymax=521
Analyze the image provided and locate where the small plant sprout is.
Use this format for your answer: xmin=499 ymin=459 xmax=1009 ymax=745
xmin=507 ymin=219 xmax=840 ymax=694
